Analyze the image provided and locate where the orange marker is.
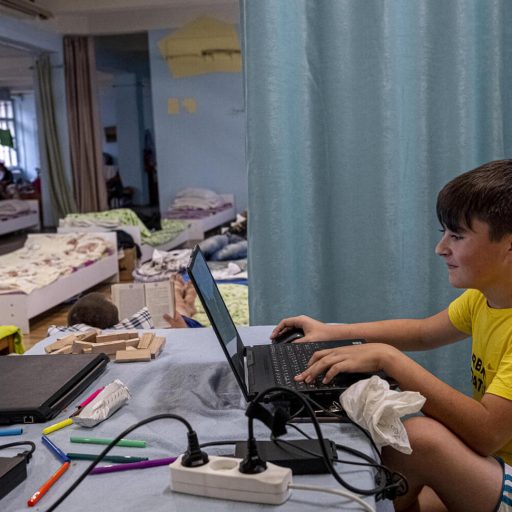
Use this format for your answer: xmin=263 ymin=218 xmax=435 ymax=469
xmin=27 ymin=461 xmax=70 ymax=507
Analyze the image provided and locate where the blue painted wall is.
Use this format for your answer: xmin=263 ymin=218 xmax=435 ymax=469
xmin=148 ymin=28 xmax=247 ymax=213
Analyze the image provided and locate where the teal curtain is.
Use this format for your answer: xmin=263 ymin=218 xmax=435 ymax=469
xmin=243 ymin=0 xmax=512 ymax=394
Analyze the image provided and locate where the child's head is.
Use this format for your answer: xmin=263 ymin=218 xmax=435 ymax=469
xmin=436 ymin=159 xmax=512 ymax=241
xmin=67 ymin=292 xmax=119 ymax=329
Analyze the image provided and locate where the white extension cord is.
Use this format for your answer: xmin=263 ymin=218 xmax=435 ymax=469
xmin=170 ymin=455 xmax=376 ymax=510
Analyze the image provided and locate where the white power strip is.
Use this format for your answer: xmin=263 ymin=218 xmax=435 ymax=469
xmin=170 ymin=455 xmax=292 ymax=504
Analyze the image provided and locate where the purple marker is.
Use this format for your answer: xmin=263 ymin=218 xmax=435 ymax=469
xmin=90 ymin=457 xmax=177 ymax=475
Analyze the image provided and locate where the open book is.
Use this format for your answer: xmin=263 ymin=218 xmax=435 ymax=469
xmin=111 ymin=281 xmax=175 ymax=329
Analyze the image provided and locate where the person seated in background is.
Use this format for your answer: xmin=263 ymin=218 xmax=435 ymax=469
xmin=48 ymin=275 xmax=201 ymax=335
xmin=0 ymin=161 xmax=14 ymax=199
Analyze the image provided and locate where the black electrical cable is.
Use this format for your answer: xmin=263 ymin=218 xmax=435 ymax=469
xmin=272 ymin=433 xmax=394 ymax=479
xmin=44 ymin=413 xmax=196 ymax=512
xmin=0 ymin=441 xmax=36 ymax=461
xmin=250 ymin=386 xmax=406 ymax=497
xmin=199 ymin=440 xmax=237 ymax=449
xmin=285 ymin=395 xmax=408 ymax=499
xmin=302 ymin=396 xmax=382 ymax=462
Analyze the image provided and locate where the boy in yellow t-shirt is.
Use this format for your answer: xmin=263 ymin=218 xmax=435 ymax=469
xmin=272 ymin=159 xmax=512 ymax=511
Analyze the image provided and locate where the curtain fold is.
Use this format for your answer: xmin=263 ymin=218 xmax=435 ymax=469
xmin=34 ymin=53 xmax=77 ymax=219
xmin=243 ymin=0 xmax=512 ymax=393
xmin=64 ymin=36 xmax=108 ymax=213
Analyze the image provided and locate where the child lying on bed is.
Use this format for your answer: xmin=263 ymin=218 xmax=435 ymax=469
xmin=47 ymin=275 xmax=202 ymax=335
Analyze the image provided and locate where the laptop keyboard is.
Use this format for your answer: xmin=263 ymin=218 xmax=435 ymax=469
xmin=269 ymin=343 xmax=337 ymax=390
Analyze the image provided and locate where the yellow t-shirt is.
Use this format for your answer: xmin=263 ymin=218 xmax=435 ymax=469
xmin=448 ymin=289 xmax=512 ymax=464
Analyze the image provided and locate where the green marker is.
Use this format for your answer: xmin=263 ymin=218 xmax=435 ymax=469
xmin=70 ymin=436 xmax=147 ymax=448
xmin=67 ymin=452 xmax=149 ymax=463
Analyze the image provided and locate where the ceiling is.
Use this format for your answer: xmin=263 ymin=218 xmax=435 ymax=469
xmin=0 ymin=0 xmax=239 ymax=92
xmin=1 ymin=0 xmax=239 ymax=33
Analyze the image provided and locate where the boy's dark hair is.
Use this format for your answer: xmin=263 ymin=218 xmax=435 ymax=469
xmin=436 ymin=159 xmax=512 ymax=241
xmin=67 ymin=292 xmax=119 ymax=329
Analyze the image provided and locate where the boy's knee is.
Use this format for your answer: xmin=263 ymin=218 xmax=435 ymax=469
xmin=402 ymin=416 xmax=448 ymax=456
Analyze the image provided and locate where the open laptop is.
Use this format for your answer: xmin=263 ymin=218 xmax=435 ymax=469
xmin=0 ymin=353 xmax=109 ymax=424
xmin=187 ymin=246 xmax=393 ymax=416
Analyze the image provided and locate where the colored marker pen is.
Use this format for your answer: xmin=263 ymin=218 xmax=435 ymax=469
xmin=42 ymin=435 xmax=70 ymax=464
xmin=42 ymin=418 xmax=73 ymax=435
xmin=27 ymin=461 xmax=69 ymax=507
xmin=90 ymin=457 xmax=177 ymax=475
xmin=70 ymin=436 xmax=146 ymax=448
xmin=67 ymin=452 xmax=149 ymax=463
xmin=0 ymin=427 xmax=23 ymax=436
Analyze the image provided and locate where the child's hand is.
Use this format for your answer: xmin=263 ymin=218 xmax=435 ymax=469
xmin=271 ymin=315 xmax=337 ymax=343
xmin=163 ymin=312 xmax=188 ymax=329
xmin=294 ymin=343 xmax=398 ymax=384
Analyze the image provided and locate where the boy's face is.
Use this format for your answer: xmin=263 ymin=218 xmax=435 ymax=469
xmin=435 ymin=218 xmax=512 ymax=293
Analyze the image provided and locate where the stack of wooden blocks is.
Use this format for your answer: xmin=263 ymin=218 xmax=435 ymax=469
xmin=44 ymin=330 xmax=166 ymax=362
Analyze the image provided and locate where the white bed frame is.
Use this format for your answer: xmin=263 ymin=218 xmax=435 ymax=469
xmin=178 ymin=194 xmax=236 ymax=240
xmin=0 ymin=199 xmax=40 ymax=236
xmin=0 ymin=232 xmax=119 ymax=333
xmin=56 ymin=194 xmax=236 ymax=264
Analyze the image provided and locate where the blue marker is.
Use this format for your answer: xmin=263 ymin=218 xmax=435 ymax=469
xmin=0 ymin=427 xmax=23 ymax=436
xmin=42 ymin=435 xmax=70 ymax=464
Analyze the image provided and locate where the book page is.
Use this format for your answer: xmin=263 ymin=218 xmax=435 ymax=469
xmin=111 ymin=283 xmax=146 ymax=322
xmin=144 ymin=280 xmax=175 ymax=329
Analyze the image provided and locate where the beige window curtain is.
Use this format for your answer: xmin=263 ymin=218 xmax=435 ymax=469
xmin=64 ymin=36 xmax=108 ymax=213
xmin=34 ymin=54 xmax=77 ymax=219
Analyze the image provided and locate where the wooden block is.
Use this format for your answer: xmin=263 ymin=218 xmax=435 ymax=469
xmin=50 ymin=345 xmax=73 ymax=355
xmin=90 ymin=340 xmax=127 ymax=355
xmin=115 ymin=349 xmax=151 ymax=362
xmin=96 ymin=331 xmax=138 ymax=343
xmin=44 ymin=334 xmax=77 ymax=353
xmin=76 ymin=330 xmax=98 ymax=343
xmin=83 ymin=347 xmax=92 ymax=353
xmin=138 ymin=332 xmax=155 ymax=349
xmin=125 ymin=338 xmax=141 ymax=348
xmin=125 ymin=346 xmax=137 ymax=351
xmin=72 ymin=340 xmax=96 ymax=354
xmin=149 ymin=336 xmax=166 ymax=359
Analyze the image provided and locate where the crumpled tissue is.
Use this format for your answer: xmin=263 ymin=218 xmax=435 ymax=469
xmin=74 ymin=379 xmax=131 ymax=428
xmin=339 ymin=375 xmax=426 ymax=454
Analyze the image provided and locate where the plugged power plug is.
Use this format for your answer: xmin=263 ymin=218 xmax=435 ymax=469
xmin=170 ymin=455 xmax=292 ymax=504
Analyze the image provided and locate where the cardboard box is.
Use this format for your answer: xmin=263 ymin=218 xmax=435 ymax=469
xmin=118 ymin=247 xmax=137 ymax=282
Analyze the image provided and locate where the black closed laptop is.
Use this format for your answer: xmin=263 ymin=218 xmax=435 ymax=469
xmin=0 ymin=353 xmax=109 ymax=424
xmin=187 ymin=246 xmax=394 ymax=415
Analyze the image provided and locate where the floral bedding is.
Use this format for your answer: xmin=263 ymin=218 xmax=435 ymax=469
xmin=0 ymin=233 xmax=114 ymax=295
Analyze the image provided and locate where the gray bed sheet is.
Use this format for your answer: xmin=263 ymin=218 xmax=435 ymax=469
xmin=2 ymin=326 xmax=391 ymax=511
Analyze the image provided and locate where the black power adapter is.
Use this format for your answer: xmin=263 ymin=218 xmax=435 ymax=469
xmin=235 ymin=438 xmax=336 ymax=475
xmin=0 ymin=454 xmax=28 ymax=500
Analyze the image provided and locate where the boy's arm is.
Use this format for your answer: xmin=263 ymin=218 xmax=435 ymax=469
xmin=299 ymin=341 xmax=512 ymax=457
xmin=272 ymin=309 xmax=467 ymax=351
xmin=384 ymin=350 xmax=512 ymax=457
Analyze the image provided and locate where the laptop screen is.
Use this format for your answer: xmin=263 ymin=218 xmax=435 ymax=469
xmin=187 ymin=246 xmax=248 ymax=398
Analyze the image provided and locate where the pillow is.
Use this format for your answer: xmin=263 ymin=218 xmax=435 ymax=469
xmin=176 ymin=188 xmax=221 ymax=201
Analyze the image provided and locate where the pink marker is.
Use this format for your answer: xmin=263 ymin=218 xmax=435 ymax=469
xmin=69 ymin=387 xmax=105 ymax=417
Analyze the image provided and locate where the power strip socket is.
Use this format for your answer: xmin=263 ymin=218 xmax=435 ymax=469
xmin=170 ymin=455 xmax=292 ymax=504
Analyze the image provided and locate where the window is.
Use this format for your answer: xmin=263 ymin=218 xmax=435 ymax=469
xmin=0 ymin=100 xmax=18 ymax=168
